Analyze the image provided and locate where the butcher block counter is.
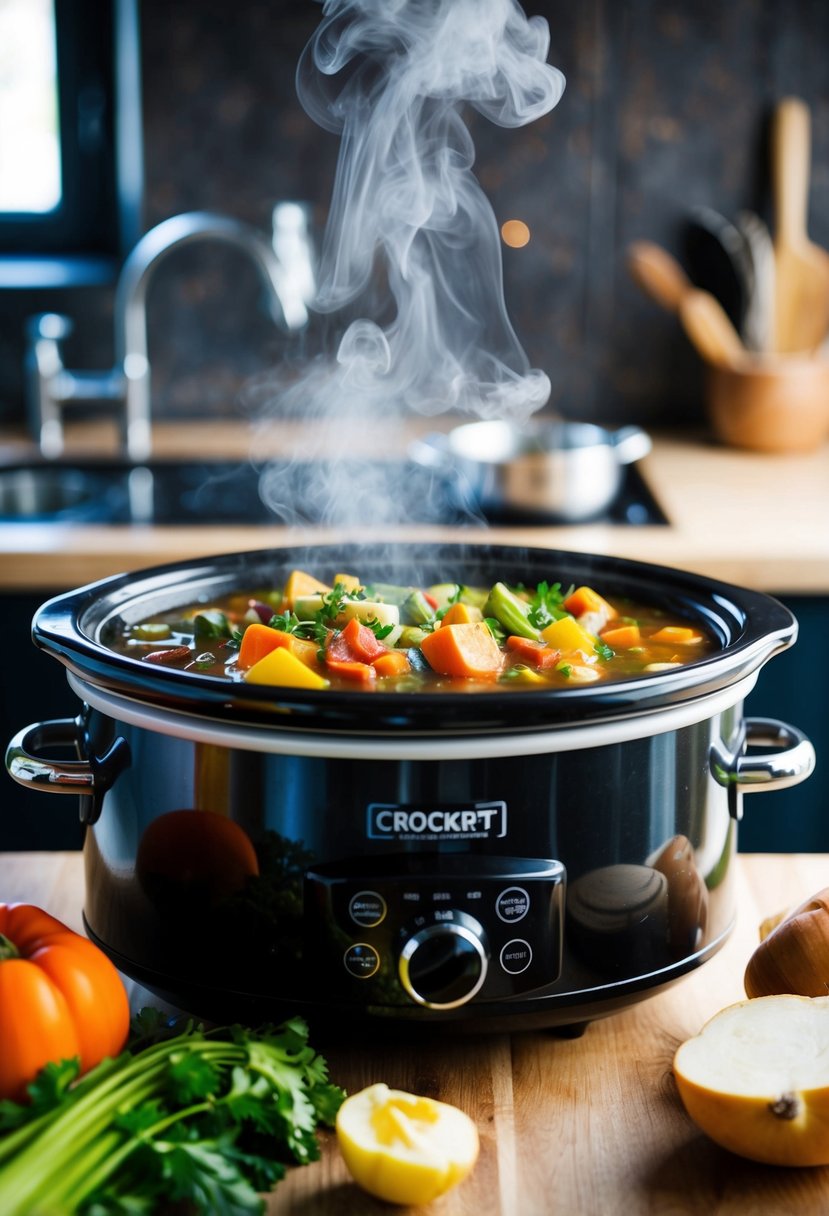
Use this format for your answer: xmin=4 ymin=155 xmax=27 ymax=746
xmin=0 ymin=421 xmax=828 ymax=594
xmin=4 ymin=850 xmax=828 ymax=1216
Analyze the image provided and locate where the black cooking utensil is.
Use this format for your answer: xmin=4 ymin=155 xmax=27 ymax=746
xmin=684 ymin=206 xmax=752 ymax=335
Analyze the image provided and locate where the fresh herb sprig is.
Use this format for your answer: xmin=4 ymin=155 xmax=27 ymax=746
xmin=484 ymin=616 xmax=507 ymax=644
xmin=527 ymin=581 xmax=573 ymax=631
xmin=365 ymin=617 xmax=396 ymax=640
xmin=0 ymin=1013 xmax=344 ymax=1216
xmin=267 ymin=609 xmax=316 ymax=640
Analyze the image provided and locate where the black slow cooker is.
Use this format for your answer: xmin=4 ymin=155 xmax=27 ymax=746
xmin=5 ymin=543 xmax=815 ymax=1032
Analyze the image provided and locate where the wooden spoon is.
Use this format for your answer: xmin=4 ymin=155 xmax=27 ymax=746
xmin=771 ymin=97 xmax=829 ymax=352
xmin=627 ymin=241 xmax=690 ymax=312
xmin=627 ymin=241 xmax=747 ymax=368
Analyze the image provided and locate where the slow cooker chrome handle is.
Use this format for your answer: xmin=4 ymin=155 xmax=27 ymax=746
xmin=6 ymin=719 xmax=96 ymax=793
xmin=5 ymin=716 xmax=131 ymax=825
xmin=711 ymin=717 xmax=816 ymax=796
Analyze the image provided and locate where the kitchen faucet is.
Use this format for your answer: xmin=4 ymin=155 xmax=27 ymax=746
xmin=25 ymin=207 xmax=315 ymax=462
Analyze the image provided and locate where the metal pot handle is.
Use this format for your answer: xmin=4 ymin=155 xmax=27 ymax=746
xmin=611 ymin=425 xmax=652 ymax=465
xmin=710 ymin=716 xmax=816 ymax=802
xmin=408 ymin=432 xmax=452 ymax=471
xmin=5 ymin=716 xmax=130 ymax=825
xmin=607 ymin=428 xmax=651 ymax=464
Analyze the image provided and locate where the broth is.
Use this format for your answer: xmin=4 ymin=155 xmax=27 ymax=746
xmin=111 ymin=568 xmax=716 ymax=693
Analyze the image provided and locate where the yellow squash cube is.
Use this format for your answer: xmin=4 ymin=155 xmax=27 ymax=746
xmin=244 ymin=646 xmax=329 ymax=690
xmin=540 ymin=615 xmax=598 ymax=655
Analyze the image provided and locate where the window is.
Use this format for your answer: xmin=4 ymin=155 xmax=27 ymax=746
xmin=0 ymin=0 xmax=142 ymax=286
xmin=0 ymin=0 xmax=61 ymax=214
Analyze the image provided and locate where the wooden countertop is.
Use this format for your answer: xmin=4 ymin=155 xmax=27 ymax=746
xmin=4 ymin=849 xmax=829 ymax=1215
xmin=1 ymin=421 xmax=828 ymax=594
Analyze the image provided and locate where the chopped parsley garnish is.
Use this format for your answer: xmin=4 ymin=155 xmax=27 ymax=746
xmin=319 ymin=581 xmax=364 ymax=621
xmin=485 ymin=616 xmax=507 ymax=644
xmin=594 ymin=640 xmax=615 ymax=662
xmin=365 ymin=617 xmax=396 ymax=640
xmin=527 ymin=580 xmax=574 ymax=630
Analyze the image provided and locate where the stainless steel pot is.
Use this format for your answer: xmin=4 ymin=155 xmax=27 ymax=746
xmin=4 ymin=543 xmax=815 ymax=1033
xmin=409 ymin=420 xmax=652 ymax=521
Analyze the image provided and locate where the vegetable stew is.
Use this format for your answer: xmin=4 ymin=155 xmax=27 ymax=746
xmin=112 ymin=568 xmax=716 ymax=692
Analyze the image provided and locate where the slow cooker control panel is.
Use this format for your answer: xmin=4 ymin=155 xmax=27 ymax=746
xmin=304 ymin=856 xmax=565 ymax=1010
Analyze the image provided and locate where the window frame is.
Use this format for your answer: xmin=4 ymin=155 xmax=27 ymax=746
xmin=0 ymin=0 xmax=143 ymax=286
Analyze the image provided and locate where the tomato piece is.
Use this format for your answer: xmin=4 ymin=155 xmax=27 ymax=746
xmin=327 ymin=617 xmax=388 ymax=665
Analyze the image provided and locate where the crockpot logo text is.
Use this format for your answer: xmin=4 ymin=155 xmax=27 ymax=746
xmin=367 ymin=802 xmax=507 ymax=841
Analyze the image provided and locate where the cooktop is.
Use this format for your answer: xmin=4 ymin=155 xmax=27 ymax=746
xmin=0 ymin=458 xmax=668 ymax=527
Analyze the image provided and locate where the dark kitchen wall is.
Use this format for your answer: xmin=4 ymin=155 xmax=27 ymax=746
xmin=0 ymin=0 xmax=827 ymax=430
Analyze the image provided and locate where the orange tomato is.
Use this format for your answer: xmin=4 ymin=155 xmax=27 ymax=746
xmin=136 ymin=809 xmax=260 ymax=905
xmin=0 ymin=903 xmax=130 ymax=1102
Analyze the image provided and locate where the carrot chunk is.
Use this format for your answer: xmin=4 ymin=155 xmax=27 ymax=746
xmin=372 ymin=651 xmax=411 ymax=678
xmin=562 ymin=586 xmax=614 ymax=619
xmin=238 ymin=623 xmax=322 ymax=671
xmin=238 ymin=623 xmax=282 ymax=669
xmin=440 ymin=602 xmax=483 ymax=627
xmin=600 ymin=623 xmax=641 ymax=649
xmin=324 ymin=657 xmax=376 ymax=684
xmin=420 ymin=622 xmax=503 ymax=680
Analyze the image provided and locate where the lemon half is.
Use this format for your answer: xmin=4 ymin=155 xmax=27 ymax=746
xmin=336 ymin=1082 xmax=480 ymax=1205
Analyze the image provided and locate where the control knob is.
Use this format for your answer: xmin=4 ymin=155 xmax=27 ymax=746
xmin=398 ymin=910 xmax=489 ymax=1009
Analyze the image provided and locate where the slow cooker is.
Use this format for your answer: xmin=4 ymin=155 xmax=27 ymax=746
xmin=5 ymin=543 xmax=815 ymax=1033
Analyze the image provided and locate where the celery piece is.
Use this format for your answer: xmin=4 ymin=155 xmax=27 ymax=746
xmin=483 ymin=583 xmax=539 ymax=641
xmin=397 ymin=625 xmax=430 ymax=649
xmin=400 ymin=589 xmax=435 ymax=625
xmin=363 ymin=582 xmax=413 ymax=607
xmin=130 ymin=622 xmax=172 ymax=641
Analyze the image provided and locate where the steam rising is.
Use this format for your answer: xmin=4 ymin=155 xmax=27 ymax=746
xmin=257 ymin=0 xmax=564 ymax=525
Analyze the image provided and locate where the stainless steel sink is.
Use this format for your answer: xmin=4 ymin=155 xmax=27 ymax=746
xmin=0 ymin=466 xmax=115 ymax=521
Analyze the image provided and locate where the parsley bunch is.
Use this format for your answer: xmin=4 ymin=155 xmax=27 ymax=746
xmin=0 ymin=1012 xmax=344 ymax=1215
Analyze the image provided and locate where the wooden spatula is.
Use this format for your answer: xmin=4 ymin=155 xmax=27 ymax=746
xmin=771 ymin=97 xmax=829 ymax=352
xmin=627 ymin=240 xmax=746 ymax=368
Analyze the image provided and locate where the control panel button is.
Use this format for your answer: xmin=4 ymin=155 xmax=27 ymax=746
xmin=496 ymin=886 xmax=530 ymax=923
xmin=348 ymin=890 xmax=387 ymax=928
xmin=344 ymin=943 xmax=380 ymax=978
xmin=500 ymin=939 xmax=532 ymax=975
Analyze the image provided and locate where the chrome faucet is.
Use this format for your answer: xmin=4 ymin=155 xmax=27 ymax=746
xmin=25 ymin=207 xmax=315 ymax=462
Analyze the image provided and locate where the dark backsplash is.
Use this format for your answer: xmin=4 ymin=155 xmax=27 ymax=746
xmin=1 ymin=0 xmax=827 ymax=433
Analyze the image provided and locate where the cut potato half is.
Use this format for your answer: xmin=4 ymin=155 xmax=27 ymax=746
xmin=674 ymin=995 xmax=829 ymax=1166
